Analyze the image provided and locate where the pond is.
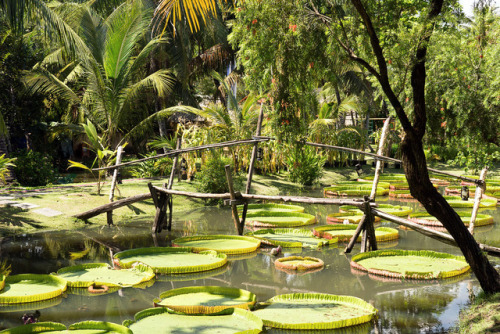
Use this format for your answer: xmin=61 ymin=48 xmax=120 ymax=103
xmin=1 ymin=189 xmax=499 ymax=333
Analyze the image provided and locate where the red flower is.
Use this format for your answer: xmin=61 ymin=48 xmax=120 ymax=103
xmin=388 ymin=60 xmax=392 ymax=64
xmin=441 ymin=121 xmax=447 ymax=128
xmin=252 ymin=19 xmax=258 ymax=24
xmin=480 ymin=54 xmax=483 ymax=58
xmin=405 ymin=97 xmax=409 ymax=102
xmin=289 ymin=24 xmax=297 ymax=32
xmin=237 ymin=7 xmax=242 ymax=12
xmin=309 ymin=62 xmax=314 ymax=69
xmin=440 ymin=107 xmax=444 ymax=111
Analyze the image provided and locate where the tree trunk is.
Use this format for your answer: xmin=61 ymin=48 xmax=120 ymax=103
xmin=401 ymin=131 xmax=500 ymax=293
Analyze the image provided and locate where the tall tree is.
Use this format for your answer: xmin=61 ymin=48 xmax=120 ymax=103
xmin=318 ymin=0 xmax=500 ymax=292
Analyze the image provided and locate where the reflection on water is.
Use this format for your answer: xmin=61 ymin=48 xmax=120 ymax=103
xmin=0 ymin=189 xmax=499 ymax=333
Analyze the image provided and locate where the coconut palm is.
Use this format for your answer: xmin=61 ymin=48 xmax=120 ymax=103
xmin=23 ymin=0 xmax=180 ymax=149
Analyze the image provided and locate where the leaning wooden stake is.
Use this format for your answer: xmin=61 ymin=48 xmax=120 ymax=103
xmin=369 ymin=116 xmax=391 ymax=200
xmin=225 ymin=165 xmax=245 ymax=235
xmin=344 ymin=215 xmax=367 ymax=254
xmin=363 ymin=197 xmax=378 ymax=251
xmin=469 ymin=167 xmax=488 ymax=235
xmin=168 ymin=138 xmax=182 ymax=190
xmin=162 ymin=138 xmax=182 ymax=231
xmin=107 ymin=145 xmax=123 ymax=226
xmin=149 ymin=182 xmax=168 ymax=233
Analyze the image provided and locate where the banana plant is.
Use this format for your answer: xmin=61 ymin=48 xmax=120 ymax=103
xmin=68 ymin=120 xmax=125 ymax=195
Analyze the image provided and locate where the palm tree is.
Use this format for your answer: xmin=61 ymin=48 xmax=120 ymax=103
xmin=23 ymin=0 xmax=178 ymax=149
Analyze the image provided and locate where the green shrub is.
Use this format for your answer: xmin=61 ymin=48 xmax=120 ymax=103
xmin=130 ymin=152 xmax=173 ymax=178
xmin=12 ymin=150 xmax=57 ymax=186
xmin=195 ymin=154 xmax=242 ymax=204
xmin=286 ymin=145 xmax=326 ymax=186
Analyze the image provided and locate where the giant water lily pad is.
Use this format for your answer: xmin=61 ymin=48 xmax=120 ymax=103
xmin=154 ymin=286 xmax=256 ymax=313
xmin=0 ymin=321 xmax=132 ymax=333
xmin=351 ymin=250 xmax=470 ymax=280
xmin=125 ymin=307 xmax=263 ymax=334
xmin=275 ymin=256 xmax=324 ymax=273
xmin=172 ymin=235 xmax=260 ymax=254
xmin=444 ymin=196 xmax=497 ymax=208
xmin=252 ymin=293 xmax=377 ymax=330
xmin=113 ymin=247 xmax=227 ymax=274
xmin=55 ymin=263 xmax=155 ymax=288
xmin=324 ymin=186 xmax=388 ymax=197
xmin=237 ymin=203 xmax=305 ymax=214
xmin=0 ymin=274 xmax=67 ymax=304
xmin=245 ymin=212 xmax=316 ymax=228
xmin=313 ymin=225 xmax=399 ymax=243
xmin=409 ymin=212 xmax=493 ymax=227
xmin=326 ymin=212 xmax=381 ymax=224
xmin=246 ymin=228 xmax=336 ymax=248
xmin=339 ymin=204 xmax=413 ymax=217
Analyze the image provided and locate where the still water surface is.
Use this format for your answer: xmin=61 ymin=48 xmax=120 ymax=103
xmin=1 ymin=190 xmax=499 ymax=333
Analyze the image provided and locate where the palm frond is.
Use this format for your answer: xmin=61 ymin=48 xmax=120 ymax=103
xmin=23 ymin=68 xmax=80 ymax=103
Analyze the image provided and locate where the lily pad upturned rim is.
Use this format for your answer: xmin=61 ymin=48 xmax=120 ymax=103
xmin=444 ymin=196 xmax=497 ymax=208
xmin=326 ymin=212 xmax=381 ymax=224
xmin=172 ymin=235 xmax=261 ymax=255
xmin=245 ymin=211 xmax=317 ymax=228
xmin=275 ymin=256 xmax=324 ymax=272
xmin=409 ymin=212 xmax=493 ymax=227
xmin=246 ymin=228 xmax=337 ymax=248
xmin=55 ymin=262 xmax=155 ymax=288
xmin=0 ymin=274 xmax=67 ymax=304
xmin=313 ymin=225 xmax=399 ymax=243
xmin=113 ymin=247 xmax=227 ymax=274
xmin=324 ymin=187 xmax=388 ymax=197
xmin=350 ymin=249 xmax=470 ymax=280
xmin=0 ymin=321 xmax=132 ymax=333
xmin=237 ymin=203 xmax=305 ymax=213
xmin=339 ymin=204 xmax=413 ymax=217
xmin=124 ymin=306 xmax=263 ymax=334
xmin=253 ymin=293 xmax=377 ymax=330
xmin=154 ymin=286 xmax=257 ymax=313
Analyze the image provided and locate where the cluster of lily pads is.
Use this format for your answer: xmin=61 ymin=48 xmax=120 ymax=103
xmin=322 ymin=173 xmax=497 ymax=230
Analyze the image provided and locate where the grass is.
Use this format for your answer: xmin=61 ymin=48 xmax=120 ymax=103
xmin=452 ymin=293 xmax=500 ymax=334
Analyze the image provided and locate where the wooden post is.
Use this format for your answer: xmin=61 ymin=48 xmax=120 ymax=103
xmin=363 ymin=197 xmax=378 ymax=251
xmin=469 ymin=167 xmax=488 ymax=235
xmin=149 ymin=182 xmax=168 ymax=233
xmin=369 ymin=116 xmax=391 ymax=200
xmin=107 ymin=145 xmax=123 ymax=226
xmin=168 ymin=138 xmax=182 ymax=190
xmin=344 ymin=215 xmax=367 ymax=253
xmin=163 ymin=138 xmax=182 ymax=231
xmin=225 ymin=165 xmax=244 ymax=235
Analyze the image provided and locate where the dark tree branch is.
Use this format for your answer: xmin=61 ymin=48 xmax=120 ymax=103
xmin=349 ymin=0 xmax=412 ymax=133
xmin=411 ymin=1 xmax=444 ymax=139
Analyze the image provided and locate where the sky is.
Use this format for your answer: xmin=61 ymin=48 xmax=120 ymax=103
xmin=459 ymin=0 xmax=499 ymax=17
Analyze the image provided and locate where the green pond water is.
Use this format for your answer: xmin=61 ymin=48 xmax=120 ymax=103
xmin=0 ymin=189 xmax=499 ymax=333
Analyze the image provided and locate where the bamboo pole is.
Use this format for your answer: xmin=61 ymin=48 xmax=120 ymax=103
xmin=92 ymin=138 xmax=271 ymax=171
xmin=107 ymin=146 xmax=123 ymax=226
xmin=225 ymin=165 xmax=244 ymax=235
xmin=305 ymin=142 xmax=483 ymax=185
xmin=370 ymin=116 xmax=391 ymax=200
xmin=245 ymin=104 xmax=264 ymax=194
xmin=73 ymin=193 xmax=152 ymax=220
xmin=469 ymin=167 xmax=488 ymax=235
xmin=167 ymin=138 xmax=182 ymax=189
xmin=373 ymin=209 xmax=500 ymax=257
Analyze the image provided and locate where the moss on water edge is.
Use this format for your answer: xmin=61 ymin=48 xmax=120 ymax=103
xmin=452 ymin=292 xmax=500 ymax=334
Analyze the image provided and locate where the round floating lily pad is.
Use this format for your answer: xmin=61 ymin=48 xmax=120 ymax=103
xmin=409 ymin=212 xmax=493 ymax=227
xmin=155 ymin=265 xmax=229 ymax=282
xmin=125 ymin=307 xmax=263 ymax=334
xmin=55 ymin=263 xmax=155 ymax=288
xmin=0 ymin=321 xmax=132 ymax=333
xmin=245 ymin=211 xmax=316 ymax=228
xmin=246 ymin=228 xmax=336 ymax=248
xmin=275 ymin=256 xmax=324 ymax=272
xmin=334 ymin=181 xmax=391 ymax=189
xmin=350 ymin=250 xmax=470 ymax=280
xmin=340 ymin=204 xmax=413 ymax=217
xmin=154 ymin=286 xmax=256 ymax=313
xmin=326 ymin=212 xmax=381 ymax=224
xmin=324 ymin=186 xmax=388 ymax=197
xmin=444 ymin=196 xmax=497 ymax=208
xmin=0 ymin=274 xmax=67 ymax=304
xmin=313 ymin=225 xmax=399 ymax=243
xmin=252 ymin=293 xmax=377 ymax=330
xmin=113 ymin=247 xmax=227 ymax=274
xmin=237 ymin=203 xmax=305 ymax=214
xmin=173 ymin=235 xmax=260 ymax=255
xmin=363 ymin=174 xmax=407 ymax=183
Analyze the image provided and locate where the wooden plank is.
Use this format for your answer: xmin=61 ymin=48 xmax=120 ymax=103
xmin=469 ymin=167 xmax=488 ymax=234
xmin=74 ymin=193 xmax=151 ymax=220
xmin=370 ymin=116 xmax=392 ymax=200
